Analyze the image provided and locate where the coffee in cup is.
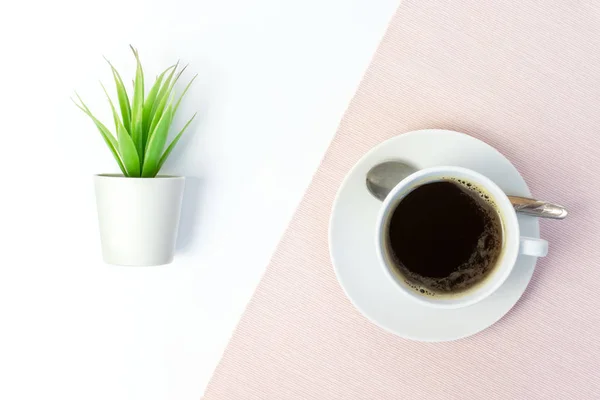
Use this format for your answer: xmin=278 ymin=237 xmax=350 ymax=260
xmin=387 ymin=179 xmax=503 ymax=296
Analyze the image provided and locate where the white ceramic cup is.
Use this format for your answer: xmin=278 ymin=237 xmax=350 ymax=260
xmin=375 ymin=166 xmax=548 ymax=309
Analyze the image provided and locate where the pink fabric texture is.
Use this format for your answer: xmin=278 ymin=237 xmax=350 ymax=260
xmin=204 ymin=1 xmax=600 ymax=398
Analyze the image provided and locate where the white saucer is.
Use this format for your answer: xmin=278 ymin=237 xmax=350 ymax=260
xmin=329 ymin=129 xmax=540 ymax=342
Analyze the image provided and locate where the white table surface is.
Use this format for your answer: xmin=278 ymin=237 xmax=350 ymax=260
xmin=0 ymin=0 xmax=399 ymax=398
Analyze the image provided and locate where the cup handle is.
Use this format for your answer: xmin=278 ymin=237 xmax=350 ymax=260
xmin=519 ymin=236 xmax=548 ymax=257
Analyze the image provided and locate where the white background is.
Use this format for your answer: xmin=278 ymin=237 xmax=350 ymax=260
xmin=0 ymin=0 xmax=398 ymax=398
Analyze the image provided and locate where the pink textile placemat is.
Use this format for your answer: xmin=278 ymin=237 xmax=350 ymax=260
xmin=204 ymin=1 xmax=600 ymax=398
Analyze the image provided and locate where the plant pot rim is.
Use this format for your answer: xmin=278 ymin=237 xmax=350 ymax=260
xmin=95 ymin=174 xmax=184 ymax=180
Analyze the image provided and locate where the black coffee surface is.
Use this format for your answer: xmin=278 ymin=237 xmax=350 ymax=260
xmin=388 ymin=180 xmax=502 ymax=294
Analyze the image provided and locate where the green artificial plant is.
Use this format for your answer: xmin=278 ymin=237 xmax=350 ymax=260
xmin=74 ymin=46 xmax=197 ymax=177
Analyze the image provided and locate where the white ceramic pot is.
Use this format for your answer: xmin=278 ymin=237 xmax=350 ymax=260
xmin=94 ymin=175 xmax=185 ymax=266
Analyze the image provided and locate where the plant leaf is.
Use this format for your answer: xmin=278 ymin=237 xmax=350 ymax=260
xmin=101 ymin=83 xmax=139 ymax=176
xmin=72 ymin=94 xmax=127 ymax=175
xmin=172 ymin=64 xmax=188 ymax=84
xmin=130 ymin=45 xmax=145 ymax=162
xmin=116 ymin=114 xmax=141 ymax=177
xmin=157 ymin=113 xmax=196 ymax=172
xmin=142 ymin=64 xmax=176 ymax=150
xmin=149 ymin=63 xmax=180 ymax=134
xmin=173 ymin=74 xmax=197 ymax=117
xmin=149 ymin=64 xmax=188 ymax=131
xmin=104 ymin=57 xmax=132 ymax=133
xmin=142 ymin=104 xmax=173 ymax=177
xmin=100 ymin=83 xmax=122 ymax=132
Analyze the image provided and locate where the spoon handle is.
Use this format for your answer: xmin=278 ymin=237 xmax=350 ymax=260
xmin=508 ymin=196 xmax=568 ymax=219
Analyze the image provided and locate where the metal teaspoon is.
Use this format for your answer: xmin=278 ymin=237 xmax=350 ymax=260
xmin=366 ymin=161 xmax=567 ymax=219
